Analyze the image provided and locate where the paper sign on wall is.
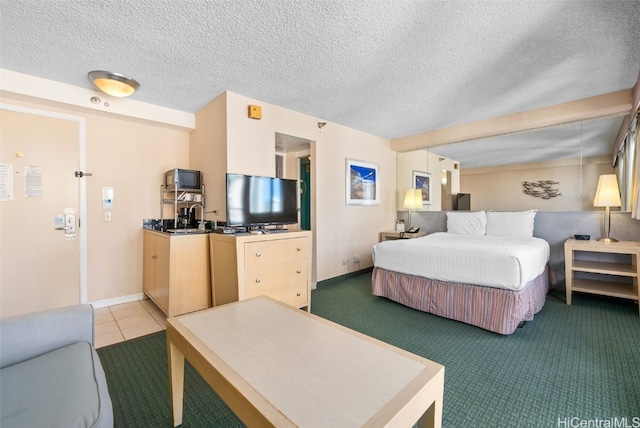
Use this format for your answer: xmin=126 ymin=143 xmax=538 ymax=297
xmin=24 ymin=166 xmax=42 ymax=198
xmin=0 ymin=163 xmax=14 ymax=201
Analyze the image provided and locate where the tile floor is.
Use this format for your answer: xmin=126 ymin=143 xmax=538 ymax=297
xmin=94 ymin=299 xmax=167 ymax=348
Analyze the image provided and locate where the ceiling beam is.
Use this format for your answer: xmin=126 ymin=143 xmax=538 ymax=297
xmin=391 ymin=90 xmax=633 ymax=153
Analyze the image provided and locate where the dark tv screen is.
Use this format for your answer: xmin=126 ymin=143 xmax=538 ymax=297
xmin=226 ymin=173 xmax=298 ymax=227
xmin=455 ymin=193 xmax=471 ymax=211
xmin=179 ymin=170 xmax=200 ymax=189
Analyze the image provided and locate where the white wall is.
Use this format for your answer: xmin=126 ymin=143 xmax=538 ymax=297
xmin=189 ymin=92 xmax=227 ymax=225
xmin=1 ymin=93 xmax=191 ymax=303
xmin=223 ymin=92 xmax=397 ymax=282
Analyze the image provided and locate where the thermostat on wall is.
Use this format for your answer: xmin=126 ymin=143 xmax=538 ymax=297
xmin=102 ymin=187 xmax=113 ymax=210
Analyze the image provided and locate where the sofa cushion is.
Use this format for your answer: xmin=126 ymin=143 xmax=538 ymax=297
xmin=0 ymin=341 xmax=112 ymax=428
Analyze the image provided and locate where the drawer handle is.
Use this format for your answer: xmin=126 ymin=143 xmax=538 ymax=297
xmin=296 ymin=293 xmax=301 ymax=297
xmin=256 ymin=252 xmax=261 ymax=257
xmin=255 ymin=278 xmax=261 ymax=284
xmin=296 ymin=247 xmax=301 ymax=251
xmin=296 ymin=270 xmax=301 ymax=274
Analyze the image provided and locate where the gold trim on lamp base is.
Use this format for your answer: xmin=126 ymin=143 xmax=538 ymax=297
xmin=598 ymin=237 xmax=618 ymax=243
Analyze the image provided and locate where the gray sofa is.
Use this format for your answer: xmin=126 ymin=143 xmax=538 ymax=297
xmin=0 ymin=304 xmax=113 ymax=428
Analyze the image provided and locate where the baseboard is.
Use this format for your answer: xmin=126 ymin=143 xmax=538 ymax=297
xmin=90 ymin=293 xmax=145 ymax=309
xmin=316 ymin=267 xmax=373 ymax=288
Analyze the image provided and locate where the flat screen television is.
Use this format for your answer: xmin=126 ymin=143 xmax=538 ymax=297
xmin=226 ymin=173 xmax=298 ymax=227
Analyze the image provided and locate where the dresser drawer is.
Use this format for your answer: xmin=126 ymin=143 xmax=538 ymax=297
xmin=244 ymin=237 xmax=308 ymax=269
xmin=244 ymin=259 xmax=308 ymax=305
xmin=244 ymin=281 xmax=308 ymax=307
xmin=244 ymin=260 xmax=308 ymax=291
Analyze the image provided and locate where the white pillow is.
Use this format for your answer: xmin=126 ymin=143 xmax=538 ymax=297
xmin=485 ymin=210 xmax=537 ymax=237
xmin=446 ymin=211 xmax=487 ymax=235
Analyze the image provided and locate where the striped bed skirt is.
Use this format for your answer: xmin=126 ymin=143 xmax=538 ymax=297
xmin=371 ymin=266 xmax=550 ymax=335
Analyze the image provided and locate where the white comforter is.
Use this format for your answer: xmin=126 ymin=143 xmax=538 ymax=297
xmin=372 ymin=232 xmax=550 ymax=290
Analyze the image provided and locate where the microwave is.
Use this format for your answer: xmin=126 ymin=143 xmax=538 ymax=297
xmin=165 ymin=169 xmax=201 ymax=191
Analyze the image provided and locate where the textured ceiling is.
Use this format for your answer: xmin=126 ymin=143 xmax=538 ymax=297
xmin=1 ymin=0 xmax=639 ymax=168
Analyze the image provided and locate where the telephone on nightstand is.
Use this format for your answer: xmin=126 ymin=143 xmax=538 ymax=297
xmin=407 ymin=227 xmax=420 ymax=233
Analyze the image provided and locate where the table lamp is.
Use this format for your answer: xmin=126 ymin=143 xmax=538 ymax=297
xmin=403 ymin=188 xmax=422 ymax=229
xmin=593 ymin=174 xmax=621 ymax=242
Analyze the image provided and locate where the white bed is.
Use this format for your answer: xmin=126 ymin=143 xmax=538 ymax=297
xmin=371 ymin=210 xmax=552 ymax=334
xmin=372 ymin=232 xmax=550 ymax=290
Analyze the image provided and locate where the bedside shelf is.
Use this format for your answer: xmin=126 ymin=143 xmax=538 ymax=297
xmin=571 ymin=260 xmax=638 ymax=277
xmin=571 ymin=278 xmax=638 ymax=301
xmin=564 ymin=238 xmax=640 ymax=315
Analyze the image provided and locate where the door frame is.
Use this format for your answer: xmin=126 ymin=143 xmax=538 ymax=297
xmin=1 ymin=102 xmax=87 ymax=304
xmin=299 ymin=155 xmax=311 ymax=230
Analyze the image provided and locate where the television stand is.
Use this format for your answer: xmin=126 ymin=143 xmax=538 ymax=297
xmin=209 ymin=230 xmax=312 ymax=310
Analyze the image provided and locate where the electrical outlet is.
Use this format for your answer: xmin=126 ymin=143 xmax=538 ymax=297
xmin=104 ymin=211 xmax=112 ymax=221
xmin=341 ymin=259 xmax=349 ymax=265
xmin=353 ymin=256 xmax=360 ymax=263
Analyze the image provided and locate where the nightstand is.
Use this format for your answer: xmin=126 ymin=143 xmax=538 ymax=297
xmin=564 ymin=238 xmax=639 ymax=316
xmin=379 ymin=230 xmax=428 ymax=242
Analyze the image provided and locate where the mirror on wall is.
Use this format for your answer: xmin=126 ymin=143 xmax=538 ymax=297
xmin=396 ymin=151 xmax=460 ymax=212
xmin=428 ymin=116 xmax=625 ymax=170
xmin=417 ymin=115 xmax=632 ymax=212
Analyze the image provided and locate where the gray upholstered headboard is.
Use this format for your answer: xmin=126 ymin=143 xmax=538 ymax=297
xmin=398 ymin=211 xmax=640 ymax=284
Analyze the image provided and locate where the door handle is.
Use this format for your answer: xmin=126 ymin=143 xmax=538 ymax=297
xmin=64 ymin=212 xmax=76 ymax=234
xmin=55 ymin=211 xmax=76 ymax=234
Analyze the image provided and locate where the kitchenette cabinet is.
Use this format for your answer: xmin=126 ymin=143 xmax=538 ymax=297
xmin=143 ymin=229 xmax=211 ymax=317
xmin=209 ymin=230 xmax=312 ymax=311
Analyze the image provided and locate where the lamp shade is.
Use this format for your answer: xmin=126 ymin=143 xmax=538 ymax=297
xmin=593 ymin=174 xmax=621 ymax=207
xmin=403 ymin=188 xmax=423 ymax=209
xmin=88 ymin=71 xmax=139 ymax=97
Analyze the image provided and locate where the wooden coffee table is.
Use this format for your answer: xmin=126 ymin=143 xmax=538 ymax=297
xmin=167 ymin=296 xmax=445 ymax=427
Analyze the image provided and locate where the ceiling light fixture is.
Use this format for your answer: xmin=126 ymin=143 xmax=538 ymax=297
xmin=88 ymin=70 xmax=140 ymax=97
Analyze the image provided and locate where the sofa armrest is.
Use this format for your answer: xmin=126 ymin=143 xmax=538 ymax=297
xmin=0 ymin=304 xmax=94 ymax=369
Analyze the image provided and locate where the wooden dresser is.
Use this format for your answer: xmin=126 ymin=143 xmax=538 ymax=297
xmin=209 ymin=230 xmax=312 ymax=311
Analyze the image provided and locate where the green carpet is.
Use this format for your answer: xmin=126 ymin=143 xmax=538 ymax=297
xmin=98 ymin=273 xmax=640 ymax=427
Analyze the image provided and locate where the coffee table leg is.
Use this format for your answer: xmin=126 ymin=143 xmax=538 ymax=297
xmin=416 ymin=395 xmax=442 ymax=428
xmin=168 ymin=341 xmax=185 ymax=427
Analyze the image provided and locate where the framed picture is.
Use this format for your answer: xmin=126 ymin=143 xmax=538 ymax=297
xmin=413 ymin=170 xmax=431 ymax=206
xmin=346 ymin=158 xmax=379 ymax=205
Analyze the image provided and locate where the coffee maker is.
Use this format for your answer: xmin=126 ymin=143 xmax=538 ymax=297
xmin=178 ymin=207 xmax=192 ymax=228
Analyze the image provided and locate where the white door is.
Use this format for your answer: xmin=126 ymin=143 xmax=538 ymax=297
xmin=0 ymin=107 xmax=83 ymax=317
